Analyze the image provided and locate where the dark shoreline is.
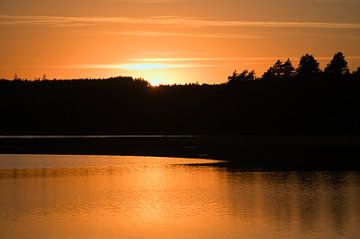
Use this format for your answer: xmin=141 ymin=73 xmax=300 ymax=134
xmin=1 ymin=135 xmax=360 ymax=171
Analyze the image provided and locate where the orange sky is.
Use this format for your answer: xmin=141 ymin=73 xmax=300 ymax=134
xmin=1 ymin=0 xmax=360 ymax=85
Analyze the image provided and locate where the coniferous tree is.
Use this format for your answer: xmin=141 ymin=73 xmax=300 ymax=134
xmin=262 ymin=59 xmax=295 ymax=80
xmin=262 ymin=60 xmax=282 ymax=81
xmin=282 ymin=59 xmax=295 ymax=80
xmin=324 ymin=52 xmax=349 ymax=80
xmin=228 ymin=70 xmax=256 ymax=86
xmin=296 ymin=54 xmax=321 ymax=80
xmin=352 ymin=67 xmax=360 ymax=81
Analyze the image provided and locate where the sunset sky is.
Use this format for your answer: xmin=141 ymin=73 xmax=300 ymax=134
xmin=1 ymin=0 xmax=360 ymax=85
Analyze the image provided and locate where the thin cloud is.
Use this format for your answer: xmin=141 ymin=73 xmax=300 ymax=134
xmin=77 ymin=62 xmax=216 ymax=70
xmin=131 ymin=56 xmax=360 ymax=62
xmin=314 ymin=0 xmax=360 ymax=2
xmin=48 ymin=0 xmax=178 ymax=2
xmin=79 ymin=30 xmax=265 ymax=39
xmin=58 ymin=55 xmax=360 ymax=71
xmin=31 ymin=55 xmax=360 ymax=69
xmin=1 ymin=15 xmax=360 ymax=29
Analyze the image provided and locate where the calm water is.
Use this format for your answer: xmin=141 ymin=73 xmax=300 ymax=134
xmin=0 ymin=135 xmax=196 ymax=139
xmin=0 ymin=154 xmax=359 ymax=239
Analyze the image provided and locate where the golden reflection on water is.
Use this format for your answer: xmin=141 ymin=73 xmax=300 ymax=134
xmin=0 ymin=154 xmax=359 ymax=239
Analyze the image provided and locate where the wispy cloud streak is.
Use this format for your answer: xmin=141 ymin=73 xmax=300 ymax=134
xmin=130 ymin=56 xmax=360 ymax=62
xmin=1 ymin=15 xmax=360 ymax=29
xmin=79 ymin=30 xmax=265 ymax=39
xmin=77 ymin=62 xmax=216 ymax=70
xmin=48 ymin=0 xmax=178 ymax=2
xmin=63 ymin=55 xmax=360 ymax=70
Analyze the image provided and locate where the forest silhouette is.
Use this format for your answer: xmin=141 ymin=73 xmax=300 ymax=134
xmin=1 ymin=52 xmax=360 ymax=135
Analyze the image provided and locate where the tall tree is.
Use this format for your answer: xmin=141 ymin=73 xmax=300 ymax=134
xmin=296 ymin=54 xmax=321 ymax=80
xmin=228 ymin=70 xmax=256 ymax=86
xmin=282 ymin=59 xmax=295 ymax=80
xmin=352 ymin=67 xmax=360 ymax=81
xmin=262 ymin=60 xmax=282 ymax=81
xmin=262 ymin=59 xmax=295 ymax=80
xmin=324 ymin=52 xmax=349 ymax=80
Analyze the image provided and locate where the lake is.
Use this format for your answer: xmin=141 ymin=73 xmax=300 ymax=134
xmin=0 ymin=154 xmax=359 ymax=238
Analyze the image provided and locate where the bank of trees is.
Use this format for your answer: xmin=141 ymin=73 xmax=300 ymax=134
xmin=1 ymin=52 xmax=360 ymax=135
xmin=229 ymin=52 xmax=359 ymax=83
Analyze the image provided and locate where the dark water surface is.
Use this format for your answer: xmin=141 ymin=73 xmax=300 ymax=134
xmin=0 ymin=135 xmax=197 ymax=139
xmin=0 ymin=154 xmax=359 ymax=238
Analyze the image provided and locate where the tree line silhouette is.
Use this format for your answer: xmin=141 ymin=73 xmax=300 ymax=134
xmin=228 ymin=52 xmax=358 ymax=83
xmin=1 ymin=52 xmax=360 ymax=135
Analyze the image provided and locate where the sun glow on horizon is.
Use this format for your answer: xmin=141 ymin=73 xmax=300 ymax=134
xmin=80 ymin=60 xmax=215 ymax=71
xmin=75 ymin=59 xmax=221 ymax=85
xmin=147 ymin=77 xmax=162 ymax=86
xmin=137 ymin=69 xmax=176 ymax=86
